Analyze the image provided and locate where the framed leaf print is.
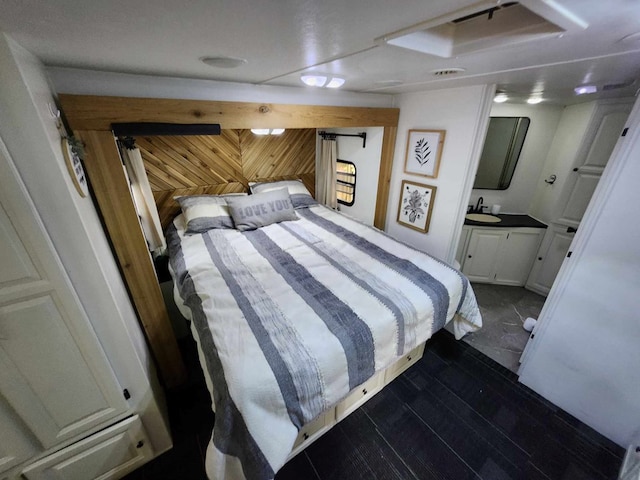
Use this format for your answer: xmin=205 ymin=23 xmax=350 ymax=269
xmin=403 ymin=129 xmax=445 ymax=178
xmin=397 ymin=180 xmax=437 ymax=233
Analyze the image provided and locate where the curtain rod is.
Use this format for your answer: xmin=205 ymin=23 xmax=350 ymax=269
xmin=112 ymin=122 xmax=221 ymax=137
xmin=319 ymin=131 xmax=367 ymax=148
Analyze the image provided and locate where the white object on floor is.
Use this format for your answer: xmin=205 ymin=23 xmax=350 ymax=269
xmin=523 ymin=317 xmax=537 ymax=332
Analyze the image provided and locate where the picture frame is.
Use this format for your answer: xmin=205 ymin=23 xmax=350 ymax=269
xmin=61 ymin=137 xmax=88 ymax=198
xmin=397 ymin=180 xmax=437 ymax=233
xmin=403 ymin=129 xmax=445 ymax=178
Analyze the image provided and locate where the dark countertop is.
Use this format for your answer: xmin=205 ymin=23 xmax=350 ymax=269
xmin=464 ymin=213 xmax=547 ymax=229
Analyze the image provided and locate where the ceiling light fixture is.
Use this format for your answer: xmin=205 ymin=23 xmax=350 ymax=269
xmin=494 ymin=93 xmax=508 ymax=103
xmin=250 ymin=128 xmax=285 ymax=135
xmin=574 ymin=85 xmax=597 ymax=95
xmin=201 ymin=56 xmax=248 ymax=69
xmin=527 ymin=96 xmax=543 ymax=104
xmin=325 ymin=77 xmax=346 ymax=89
xmin=300 ymin=74 xmax=345 ymax=88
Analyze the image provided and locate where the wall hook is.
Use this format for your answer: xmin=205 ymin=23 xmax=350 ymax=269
xmin=544 ymin=174 xmax=557 ymax=185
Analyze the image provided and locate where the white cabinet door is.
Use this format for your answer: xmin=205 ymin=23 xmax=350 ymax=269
xmin=494 ymin=229 xmax=544 ymax=286
xmin=526 ymin=224 xmax=575 ymax=296
xmin=461 ymin=229 xmax=505 ymax=282
xmin=455 ymin=226 xmax=471 ymax=267
xmin=0 ymin=397 xmax=35 ymax=475
xmin=0 ymin=140 xmax=128 ymax=451
xmin=22 ymin=415 xmax=152 ymax=480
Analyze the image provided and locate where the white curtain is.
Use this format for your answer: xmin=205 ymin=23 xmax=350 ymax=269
xmin=317 ymin=137 xmax=338 ymax=209
xmin=120 ymin=145 xmax=166 ymax=255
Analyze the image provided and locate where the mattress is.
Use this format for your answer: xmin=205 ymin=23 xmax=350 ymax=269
xmin=167 ymin=204 xmax=481 ymax=480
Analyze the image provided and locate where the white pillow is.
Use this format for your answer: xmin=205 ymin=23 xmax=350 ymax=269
xmin=249 ymin=179 xmax=317 ymax=209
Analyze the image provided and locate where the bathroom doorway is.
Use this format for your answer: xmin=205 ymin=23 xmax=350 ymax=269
xmin=459 ymin=283 xmax=544 ymax=373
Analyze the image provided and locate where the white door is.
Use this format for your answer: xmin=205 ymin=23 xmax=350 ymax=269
xmin=461 ymin=229 xmax=505 ymax=282
xmin=0 ymin=138 xmax=128 ymax=451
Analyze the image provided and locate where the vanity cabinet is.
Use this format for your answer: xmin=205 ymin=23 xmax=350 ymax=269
xmin=459 ymin=225 xmax=544 ymax=286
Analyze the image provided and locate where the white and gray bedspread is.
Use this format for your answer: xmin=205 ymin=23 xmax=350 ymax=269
xmin=166 ymin=205 xmax=482 ymax=480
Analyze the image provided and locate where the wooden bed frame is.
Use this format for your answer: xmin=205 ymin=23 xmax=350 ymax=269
xmin=58 ymin=94 xmax=400 ymax=388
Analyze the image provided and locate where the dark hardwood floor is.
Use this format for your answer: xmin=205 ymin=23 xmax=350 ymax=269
xmin=124 ymin=331 xmax=624 ymax=480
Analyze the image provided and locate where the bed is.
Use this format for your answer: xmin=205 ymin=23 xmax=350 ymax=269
xmin=166 ymin=181 xmax=482 ymax=480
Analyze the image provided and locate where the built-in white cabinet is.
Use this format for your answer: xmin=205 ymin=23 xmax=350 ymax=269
xmin=556 ymin=101 xmax=632 ymax=228
xmin=21 ymin=415 xmax=152 ymax=480
xmin=459 ymin=226 xmax=544 ymax=286
xmin=525 ymin=224 xmax=575 ymax=296
xmin=0 ymin=141 xmax=155 ymax=480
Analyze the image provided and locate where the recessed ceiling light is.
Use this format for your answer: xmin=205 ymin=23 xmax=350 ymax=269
xmin=300 ymin=74 xmax=345 ymax=88
xmin=301 ymin=74 xmax=327 ymax=87
xmin=574 ymin=85 xmax=597 ymax=95
xmin=494 ymin=93 xmax=508 ymax=103
xmin=201 ymin=56 xmax=248 ymax=68
xmin=527 ymin=96 xmax=543 ymax=104
xmin=251 ymin=128 xmax=285 ymax=135
xmin=326 ymin=77 xmax=346 ymax=89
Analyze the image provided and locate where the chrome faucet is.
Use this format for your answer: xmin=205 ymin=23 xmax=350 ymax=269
xmin=475 ymin=197 xmax=484 ymax=213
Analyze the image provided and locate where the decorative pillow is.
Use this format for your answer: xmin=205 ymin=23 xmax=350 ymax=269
xmin=175 ymin=194 xmax=246 ymax=234
xmin=226 ymin=188 xmax=298 ymax=231
xmin=249 ymin=179 xmax=317 ymax=209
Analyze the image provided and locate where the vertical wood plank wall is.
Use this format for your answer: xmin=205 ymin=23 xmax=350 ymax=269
xmin=58 ymin=94 xmax=399 ymax=388
xmin=137 ymin=129 xmax=316 ymax=228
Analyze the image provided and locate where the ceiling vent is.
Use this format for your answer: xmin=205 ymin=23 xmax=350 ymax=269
xmin=431 ymin=67 xmax=466 ymax=76
xmin=376 ymin=0 xmax=587 ymax=58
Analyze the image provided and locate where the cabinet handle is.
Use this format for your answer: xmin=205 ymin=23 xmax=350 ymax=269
xmin=136 ymin=440 xmax=145 ymax=449
xmin=538 ymin=257 xmax=543 ymax=261
xmin=572 ymin=167 xmax=579 ymax=172
xmin=468 ymin=255 xmax=472 ymax=258
xmin=566 ymin=226 xmax=577 ymax=233
xmin=362 ymin=388 xmax=368 ymax=395
xmin=303 ymin=432 xmax=309 ymax=440
xmin=407 ymin=356 xmax=412 ymax=361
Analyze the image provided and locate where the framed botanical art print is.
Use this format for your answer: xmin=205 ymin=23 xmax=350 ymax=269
xmin=397 ymin=180 xmax=437 ymax=233
xmin=403 ymin=129 xmax=445 ymax=179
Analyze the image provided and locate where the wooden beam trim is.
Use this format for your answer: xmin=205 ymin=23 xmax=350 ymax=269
xmin=373 ymin=126 xmax=398 ymax=230
xmin=77 ymin=130 xmax=187 ymax=388
xmin=59 ymin=94 xmax=400 ymax=131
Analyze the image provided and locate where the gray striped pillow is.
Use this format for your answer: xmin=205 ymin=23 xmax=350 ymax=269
xmin=176 ymin=194 xmax=246 ymax=234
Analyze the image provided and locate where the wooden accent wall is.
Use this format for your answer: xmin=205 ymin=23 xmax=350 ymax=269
xmin=58 ymin=94 xmax=399 ymax=389
xmin=136 ymin=128 xmax=316 ymax=228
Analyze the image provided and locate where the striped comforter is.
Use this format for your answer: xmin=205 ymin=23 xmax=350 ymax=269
xmin=167 ymin=205 xmax=481 ymax=480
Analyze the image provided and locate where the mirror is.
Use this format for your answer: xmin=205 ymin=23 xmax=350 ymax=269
xmin=474 ymin=117 xmax=530 ymax=190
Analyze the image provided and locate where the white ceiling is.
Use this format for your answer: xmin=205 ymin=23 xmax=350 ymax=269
xmin=1 ymin=0 xmax=640 ymax=104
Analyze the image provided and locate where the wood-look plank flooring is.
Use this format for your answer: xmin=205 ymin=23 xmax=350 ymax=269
xmin=123 ymin=331 xmax=624 ymax=480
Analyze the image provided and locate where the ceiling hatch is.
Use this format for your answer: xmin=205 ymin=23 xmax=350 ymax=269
xmin=376 ymin=0 xmax=587 ymax=58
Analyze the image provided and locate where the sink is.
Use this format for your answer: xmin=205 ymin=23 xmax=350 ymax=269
xmin=465 ymin=213 xmax=502 ymax=223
